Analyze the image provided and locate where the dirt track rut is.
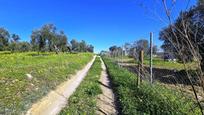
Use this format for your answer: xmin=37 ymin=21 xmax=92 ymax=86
xmin=96 ymin=58 xmax=118 ymax=115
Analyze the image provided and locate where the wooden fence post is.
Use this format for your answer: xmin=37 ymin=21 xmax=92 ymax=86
xmin=137 ymin=61 xmax=140 ymax=87
xmin=138 ymin=50 xmax=144 ymax=86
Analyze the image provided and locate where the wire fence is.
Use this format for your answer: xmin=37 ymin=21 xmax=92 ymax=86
xmin=101 ymin=32 xmax=204 ymax=114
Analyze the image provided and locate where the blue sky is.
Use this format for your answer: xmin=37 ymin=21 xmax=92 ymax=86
xmin=0 ymin=0 xmax=196 ymax=53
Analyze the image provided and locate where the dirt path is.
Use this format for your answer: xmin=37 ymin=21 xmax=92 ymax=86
xmin=26 ymin=56 xmax=96 ymax=115
xmin=96 ymin=58 xmax=118 ymax=115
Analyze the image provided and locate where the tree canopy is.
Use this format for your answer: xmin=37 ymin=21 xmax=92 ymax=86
xmin=159 ymin=2 xmax=204 ymax=70
xmin=0 ymin=28 xmax=10 ymax=51
xmin=0 ymin=24 xmax=94 ymax=53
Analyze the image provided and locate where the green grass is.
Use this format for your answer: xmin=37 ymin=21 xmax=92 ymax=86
xmin=117 ymin=57 xmax=197 ymax=70
xmin=0 ymin=52 xmax=93 ymax=114
xmin=103 ymin=57 xmax=201 ymax=115
xmin=60 ymin=57 xmax=102 ymax=115
xmin=143 ymin=57 xmax=198 ymax=70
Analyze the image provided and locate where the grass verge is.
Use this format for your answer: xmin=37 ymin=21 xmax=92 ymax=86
xmin=103 ymin=57 xmax=201 ymax=115
xmin=60 ymin=57 xmax=102 ymax=114
xmin=0 ymin=52 xmax=93 ymax=114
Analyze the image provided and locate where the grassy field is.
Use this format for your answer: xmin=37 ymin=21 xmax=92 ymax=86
xmin=60 ymin=57 xmax=102 ymax=114
xmin=117 ymin=57 xmax=198 ymax=70
xmin=0 ymin=52 xmax=93 ymax=114
xmin=144 ymin=58 xmax=198 ymax=70
xmin=103 ymin=57 xmax=201 ymax=115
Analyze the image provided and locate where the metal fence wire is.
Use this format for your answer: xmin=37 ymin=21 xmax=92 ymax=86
xmin=104 ymin=32 xmax=204 ymax=114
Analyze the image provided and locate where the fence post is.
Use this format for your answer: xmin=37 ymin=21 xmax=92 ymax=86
xmin=139 ymin=50 xmax=144 ymax=85
xmin=150 ymin=32 xmax=153 ymax=84
xmin=137 ymin=60 xmax=140 ymax=87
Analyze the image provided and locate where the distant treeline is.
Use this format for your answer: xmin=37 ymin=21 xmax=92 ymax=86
xmin=0 ymin=24 xmax=94 ymax=53
xmin=101 ymin=39 xmax=158 ymax=59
